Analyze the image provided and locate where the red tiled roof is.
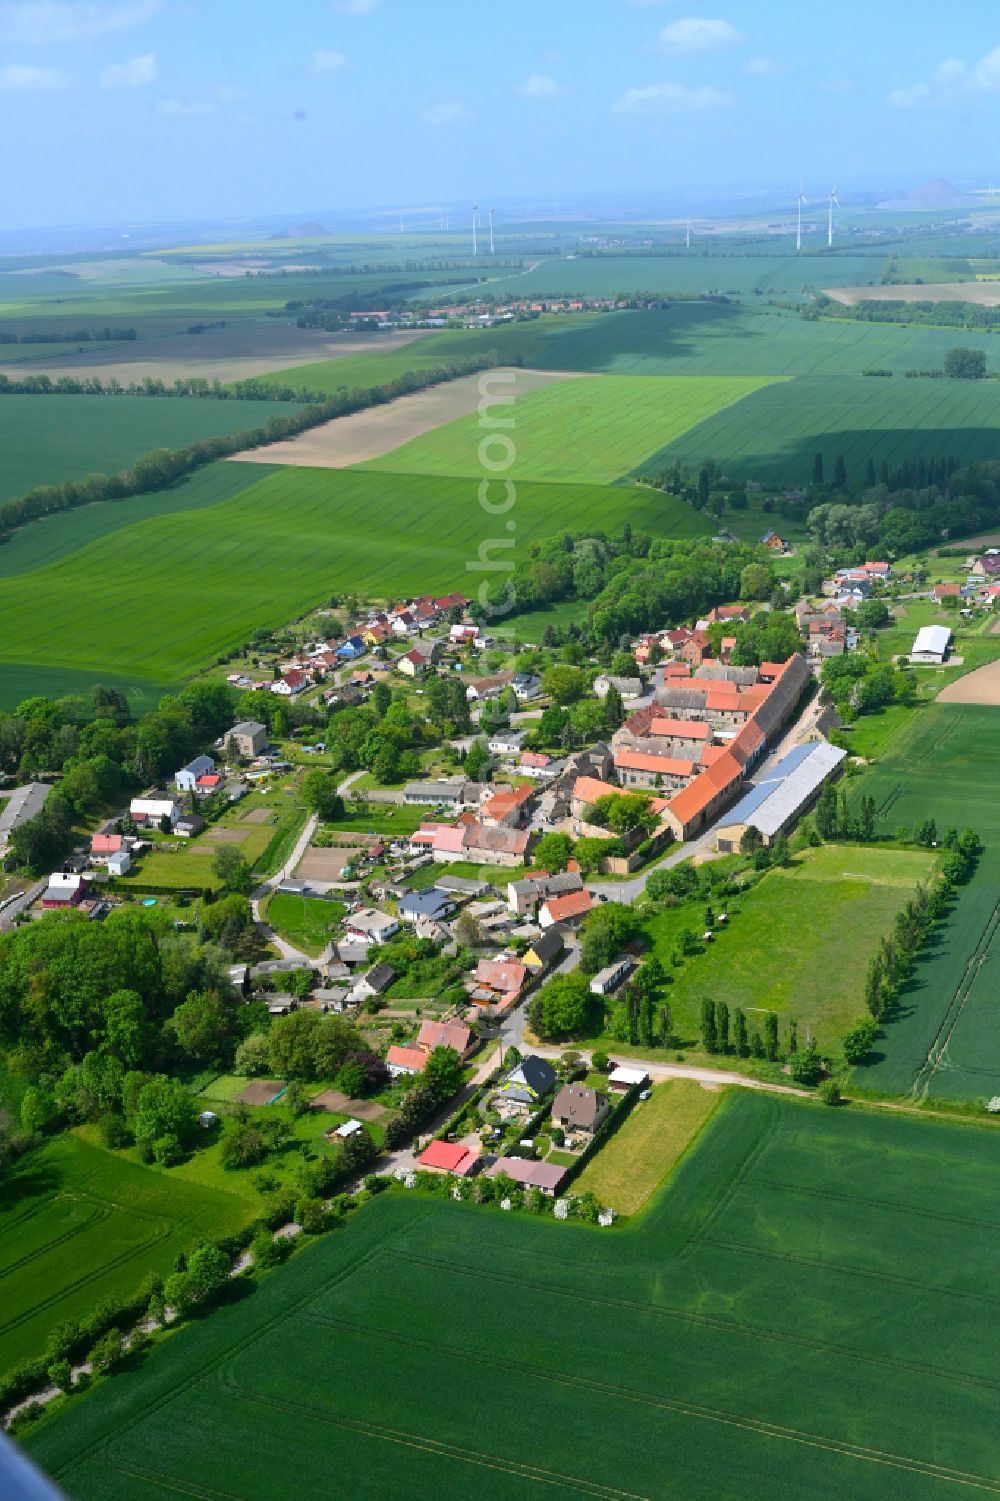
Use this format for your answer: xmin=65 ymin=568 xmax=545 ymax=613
xmin=666 ymin=750 xmax=743 ymax=826
xmin=648 ymin=717 xmax=712 ymax=740
xmin=386 ymin=1045 xmax=427 ymax=1072
xmin=418 ymin=1140 xmax=480 ymax=1175
xmin=614 ymin=751 xmax=695 ymax=777
xmin=91 ymin=833 xmax=122 ymax=853
xmin=416 ymin=1019 xmax=472 ymax=1054
xmin=543 ymin=890 xmax=593 ymax=922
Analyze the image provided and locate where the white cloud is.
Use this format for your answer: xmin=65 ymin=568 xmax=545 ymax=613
xmin=514 ymin=73 xmax=570 ymax=98
xmin=746 ymin=55 xmax=787 ymax=76
xmin=890 ymin=45 xmax=1000 ymax=108
xmin=334 ymin=0 xmax=378 ymax=11
xmin=156 ymin=96 xmax=214 ymax=117
xmin=612 ymin=81 xmax=733 ymax=114
xmin=419 ymin=99 xmax=473 ymax=125
xmin=101 ymin=50 xmax=156 ymax=88
xmin=0 ymin=0 xmax=160 ymax=44
xmin=0 ymin=61 xmax=68 ymax=88
xmin=310 ymin=48 xmax=348 ymax=73
xmin=658 ymin=18 xmax=744 ymax=54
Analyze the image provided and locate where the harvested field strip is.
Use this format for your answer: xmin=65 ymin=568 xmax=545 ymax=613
xmin=231 ymin=367 xmax=579 ymax=469
xmin=361 ymin=374 xmax=780 ymax=485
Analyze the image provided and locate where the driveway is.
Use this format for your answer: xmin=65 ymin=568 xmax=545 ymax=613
xmin=250 ymin=768 xmax=365 ymax=963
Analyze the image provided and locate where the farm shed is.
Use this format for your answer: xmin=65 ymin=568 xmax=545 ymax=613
xmin=910 ymin=624 xmax=952 ymax=665
xmin=589 ymin=955 xmax=635 ymax=996
xmin=714 ymin=741 xmax=847 ymax=852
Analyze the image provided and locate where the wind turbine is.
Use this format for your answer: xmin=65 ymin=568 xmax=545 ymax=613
xmin=796 ymin=183 xmax=808 ymax=253
xmin=826 ymin=187 xmax=839 ymax=248
xmin=488 ymin=206 xmax=495 ymax=255
xmin=472 ymin=202 xmax=479 ymax=256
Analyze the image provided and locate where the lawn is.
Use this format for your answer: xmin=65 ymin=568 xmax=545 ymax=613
xmin=119 ymin=791 xmax=306 ymax=892
xmin=26 ymin=1094 xmax=1000 ymax=1501
xmin=0 ymin=394 xmax=299 ymax=504
xmin=0 ymin=464 xmax=710 ymax=689
xmin=644 ymin=373 xmax=1000 ymax=490
xmin=645 ymin=844 xmax=937 ymax=1055
xmin=361 ymin=373 xmax=781 ymax=485
xmin=0 ymin=1131 xmax=253 ymax=1381
xmin=265 ymin=892 xmax=344 ymax=955
xmin=574 ymin=1079 xmax=720 ymax=1215
xmin=849 ymin=702 xmax=1000 ymax=1103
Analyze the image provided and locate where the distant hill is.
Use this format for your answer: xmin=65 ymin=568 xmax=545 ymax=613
xmin=879 ymin=178 xmax=976 ymax=210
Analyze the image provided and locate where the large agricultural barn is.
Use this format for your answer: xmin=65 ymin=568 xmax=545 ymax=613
xmin=714 ymin=740 xmax=846 ymax=852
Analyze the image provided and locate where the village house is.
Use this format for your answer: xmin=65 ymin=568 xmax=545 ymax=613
xmin=522 ymin=927 xmax=566 ymax=971
xmin=507 ymin=870 xmax=583 ymax=917
xmin=497 ymin=1054 xmax=556 ymax=1108
xmin=175 ymin=754 xmax=216 ymax=793
xmin=471 ymin=957 xmax=528 ymax=1011
xmin=223 ymin=721 xmax=268 ymax=759
xmin=486 ymin=1157 xmax=567 ymax=1196
xmin=344 ymin=907 xmax=399 ymax=944
xmin=417 ymin=1140 xmax=481 ymax=1176
xmin=41 ymin=871 xmax=87 ymax=909
xmin=589 ymin=956 xmax=635 ymax=996
xmin=539 ymin=888 xmax=593 ymax=928
xmin=479 ymin=782 xmax=536 ymax=829
xmin=551 ymin=1084 xmax=611 ymax=1139
xmin=130 ymin=795 xmax=180 ymax=829
xmin=271 ymin=668 xmax=310 ymax=697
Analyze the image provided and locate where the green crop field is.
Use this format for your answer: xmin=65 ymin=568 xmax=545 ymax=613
xmin=27 ymin=1093 xmax=1000 ymax=1500
xmin=467 ymin=251 xmax=883 ymax=300
xmin=643 ymin=373 xmax=1000 ymax=489
xmin=265 ymin=892 xmax=345 ymax=955
xmin=0 ymin=1131 xmax=252 ymax=1381
xmin=849 ymin=703 xmax=1000 ymax=1103
xmin=362 ymin=374 xmax=780 ymax=484
xmin=0 ymin=395 xmax=297 ymax=503
xmin=0 ymin=464 xmax=710 ymax=694
xmin=643 ymin=845 xmax=937 ymax=1055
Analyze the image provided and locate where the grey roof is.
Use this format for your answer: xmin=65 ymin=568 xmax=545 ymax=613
xmin=363 ymin=961 xmax=395 ymax=991
xmin=504 ymin=1054 xmax=556 ymax=1099
xmin=179 ymin=754 xmax=215 ymax=777
xmin=228 ymin=720 xmax=266 ymax=737
xmin=399 ymin=888 xmax=455 ymax=921
xmin=552 ymin=1085 xmax=608 ymax=1130
xmin=404 ymin=779 xmax=466 ymax=801
xmin=716 ymin=740 xmax=846 ymax=839
xmin=434 ymin=874 xmax=490 ymax=896
xmin=528 ymin=928 xmax=564 ymax=962
xmin=0 ymin=781 xmax=50 ymax=836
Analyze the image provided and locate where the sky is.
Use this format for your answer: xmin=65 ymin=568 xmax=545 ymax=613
xmin=4 ymin=0 xmax=1000 ymax=229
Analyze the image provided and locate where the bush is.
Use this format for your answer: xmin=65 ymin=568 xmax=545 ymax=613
xmin=47 ymin=1358 xmax=73 ymax=1393
xmin=234 ymin=1032 xmax=270 ymax=1077
xmin=591 ymin=1050 xmax=609 ymax=1072
xmin=219 ymin=1123 xmax=269 ymax=1170
xmin=250 ymin=1227 xmax=282 ymax=1270
xmin=295 ymin=1197 xmax=328 ymax=1234
xmin=87 ymin=1328 xmax=124 ymax=1373
xmin=789 ymin=1045 xmax=824 ymax=1086
xmin=99 ymin=1112 xmax=131 ymax=1149
xmin=152 ymin=1132 xmax=183 ymax=1166
xmin=818 ymin=1079 xmax=842 ymax=1106
xmin=842 ymin=1017 xmax=879 ymax=1065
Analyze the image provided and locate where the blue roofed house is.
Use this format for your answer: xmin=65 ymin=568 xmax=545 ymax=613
xmin=337 ymin=635 xmax=367 ymax=659
xmin=398 ymin=888 xmax=456 ymax=924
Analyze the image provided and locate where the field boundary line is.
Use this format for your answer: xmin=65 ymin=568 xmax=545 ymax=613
xmin=216 ymin=1345 xmax=1000 ymax=1495
xmin=910 ymin=895 xmax=1000 ymax=1103
xmin=214 ymin=1380 xmax=651 ymax=1500
xmin=748 ymin=1176 xmax=1000 ymax=1232
xmin=69 ymin=1206 xmax=435 ymax=1483
xmin=316 ymin=1253 xmax=1000 ymax=1398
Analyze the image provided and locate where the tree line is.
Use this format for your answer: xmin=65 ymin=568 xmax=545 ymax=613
xmin=0 ymin=353 xmax=506 ymax=542
xmin=0 ymin=326 xmax=137 ymax=344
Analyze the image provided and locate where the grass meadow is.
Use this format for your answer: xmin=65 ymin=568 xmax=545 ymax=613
xmin=361 ymin=373 xmax=780 ymax=485
xmin=264 ymin=892 xmax=345 ymax=955
xmin=26 ymin=1093 xmax=1000 ymax=1501
xmin=644 ymin=373 xmax=1000 ymax=489
xmin=0 ymin=463 xmax=709 ymax=689
xmin=644 ymin=845 xmax=937 ymax=1055
xmin=0 ymin=1132 xmax=253 ymax=1382
xmin=849 ymin=702 xmax=1000 ymax=1103
xmin=574 ymin=1079 xmax=720 ymax=1215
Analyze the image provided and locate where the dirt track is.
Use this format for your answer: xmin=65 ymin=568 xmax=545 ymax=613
xmin=229 ymin=367 xmax=581 ymax=469
xmin=937 ymin=658 xmax=1000 ymax=704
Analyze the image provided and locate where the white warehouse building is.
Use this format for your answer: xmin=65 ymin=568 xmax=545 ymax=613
xmin=714 ymin=741 xmax=847 ymax=852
